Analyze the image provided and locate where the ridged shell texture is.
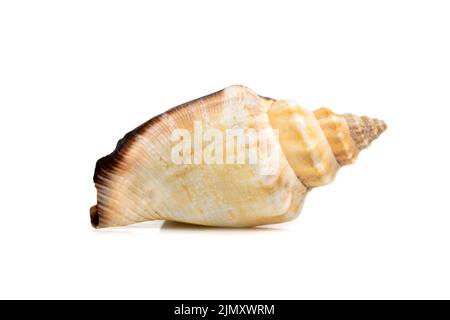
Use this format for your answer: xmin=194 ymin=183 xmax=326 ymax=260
xmin=91 ymin=86 xmax=386 ymax=228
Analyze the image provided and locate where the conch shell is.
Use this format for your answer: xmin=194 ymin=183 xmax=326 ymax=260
xmin=91 ymin=85 xmax=386 ymax=228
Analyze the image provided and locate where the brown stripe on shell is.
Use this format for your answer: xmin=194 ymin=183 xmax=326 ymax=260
xmin=90 ymin=205 xmax=99 ymax=228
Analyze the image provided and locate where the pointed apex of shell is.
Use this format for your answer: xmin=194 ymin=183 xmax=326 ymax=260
xmin=343 ymin=113 xmax=387 ymax=150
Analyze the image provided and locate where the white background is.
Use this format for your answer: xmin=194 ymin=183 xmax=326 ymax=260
xmin=1 ymin=1 xmax=449 ymax=299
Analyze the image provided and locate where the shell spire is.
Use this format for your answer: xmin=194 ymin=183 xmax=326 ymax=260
xmin=343 ymin=114 xmax=387 ymax=150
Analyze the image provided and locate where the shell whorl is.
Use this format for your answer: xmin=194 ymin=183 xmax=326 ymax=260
xmin=269 ymin=103 xmax=387 ymax=188
xmin=314 ymin=108 xmax=387 ymax=166
xmin=342 ymin=114 xmax=387 ymax=150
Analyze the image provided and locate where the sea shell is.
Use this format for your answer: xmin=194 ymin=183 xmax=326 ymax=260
xmin=91 ymin=85 xmax=386 ymax=228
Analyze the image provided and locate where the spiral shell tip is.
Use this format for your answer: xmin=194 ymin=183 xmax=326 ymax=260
xmin=343 ymin=114 xmax=387 ymax=150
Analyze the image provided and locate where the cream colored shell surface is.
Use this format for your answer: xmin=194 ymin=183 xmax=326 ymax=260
xmin=91 ymin=85 xmax=386 ymax=228
xmin=93 ymin=86 xmax=308 ymax=228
